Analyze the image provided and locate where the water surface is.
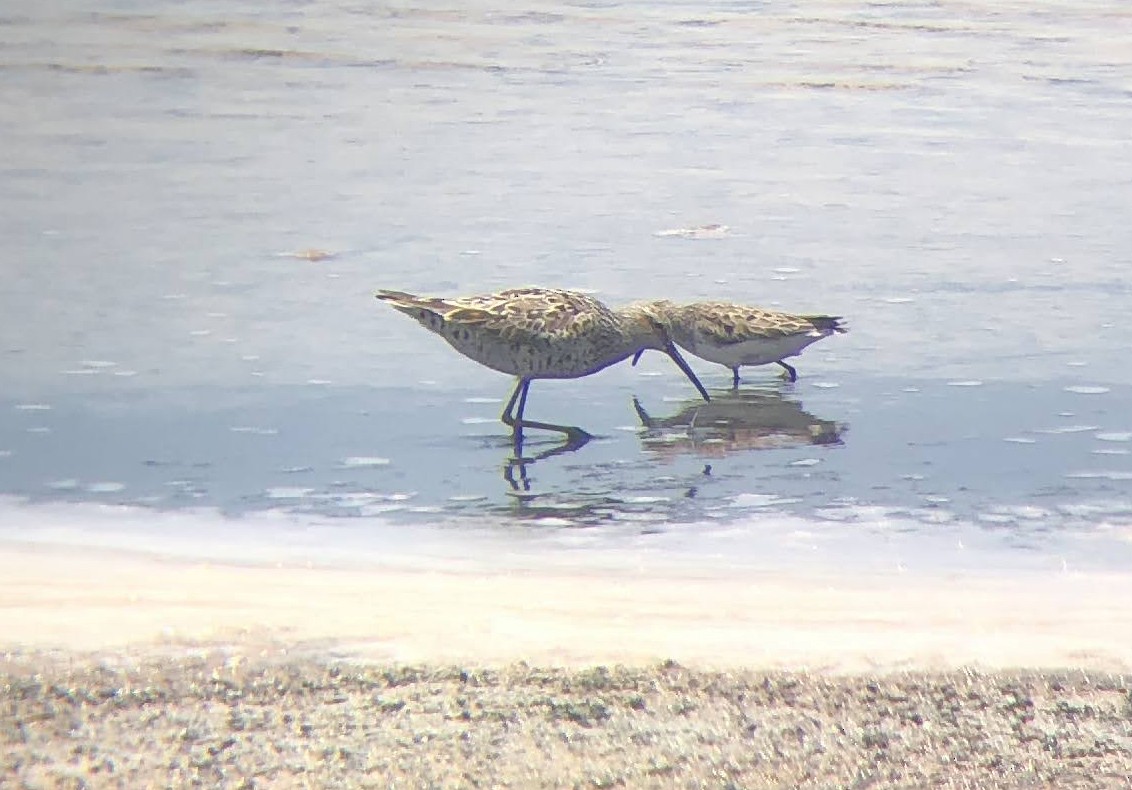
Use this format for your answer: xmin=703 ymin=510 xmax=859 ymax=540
xmin=2 ymin=0 xmax=1131 ymax=574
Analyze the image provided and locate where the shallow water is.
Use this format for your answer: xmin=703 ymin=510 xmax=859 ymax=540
xmin=2 ymin=1 xmax=1131 ymax=574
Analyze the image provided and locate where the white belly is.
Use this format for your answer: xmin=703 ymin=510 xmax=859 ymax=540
xmin=686 ymin=332 xmax=825 ymax=368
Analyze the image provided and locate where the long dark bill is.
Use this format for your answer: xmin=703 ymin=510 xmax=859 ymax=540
xmin=664 ymin=342 xmax=710 ymax=402
xmin=631 ymin=350 xmax=645 ymax=366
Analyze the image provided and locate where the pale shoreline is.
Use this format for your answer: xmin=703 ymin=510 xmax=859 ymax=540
xmin=2 ymin=540 xmax=1131 ymax=672
xmin=5 ymin=542 xmax=1132 ymax=787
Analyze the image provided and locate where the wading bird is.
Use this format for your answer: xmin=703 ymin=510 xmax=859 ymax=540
xmin=631 ymin=300 xmax=845 ymax=387
xmin=376 ymin=287 xmax=710 ymax=446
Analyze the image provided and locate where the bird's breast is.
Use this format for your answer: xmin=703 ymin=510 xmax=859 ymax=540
xmin=440 ymin=326 xmax=621 ymax=379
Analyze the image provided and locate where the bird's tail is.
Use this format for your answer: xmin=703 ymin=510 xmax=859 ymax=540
xmin=374 ymin=289 xmax=444 ymax=321
xmin=375 ymin=288 xmax=427 ymax=307
xmin=375 ymin=289 xmax=492 ymax=324
xmin=806 ymin=315 xmax=847 ymax=334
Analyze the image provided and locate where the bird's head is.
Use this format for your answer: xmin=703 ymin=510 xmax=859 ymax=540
xmin=617 ymin=300 xmax=707 ymax=402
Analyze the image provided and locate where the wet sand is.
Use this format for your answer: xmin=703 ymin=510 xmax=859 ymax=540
xmin=3 ymin=544 xmax=1132 ymax=787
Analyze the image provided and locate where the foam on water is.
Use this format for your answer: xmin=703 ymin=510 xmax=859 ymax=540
xmin=2 ymin=495 xmax=1129 ymax=577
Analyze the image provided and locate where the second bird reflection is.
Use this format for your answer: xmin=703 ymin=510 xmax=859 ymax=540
xmin=505 ymin=388 xmax=845 ymax=495
xmin=634 ymin=388 xmax=846 ymax=458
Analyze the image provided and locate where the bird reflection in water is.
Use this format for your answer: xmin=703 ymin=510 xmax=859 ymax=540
xmin=634 ymin=387 xmax=845 ymax=458
xmin=502 ymin=426 xmax=590 ymax=493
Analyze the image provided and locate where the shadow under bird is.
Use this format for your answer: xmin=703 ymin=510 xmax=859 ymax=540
xmin=375 ymin=287 xmax=710 ymax=444
xmin=631 ymin=300 xmax=846 ymax=387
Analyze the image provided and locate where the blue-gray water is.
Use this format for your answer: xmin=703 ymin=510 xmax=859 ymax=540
xmin=2 ymin=1 xmax=1131 ymax=573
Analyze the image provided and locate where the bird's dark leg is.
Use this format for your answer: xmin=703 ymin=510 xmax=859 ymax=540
xmin=512 ymin=379 xmax=532 ymax=454
xmin=501 ymin=378 xmax=529 ymax=426
xmin=777 ymin=361 xmax=798 ymax=382
xmin=501 ymin=378 xmax=531 ymax=455
xmin=517 ymin=418 xmax=592 ymax=448
xmin=499 ymin=378 xmax=592 ymax=448
xmin=731 ymin=366 xmax=741 ymax=389
xmin=514 ymin=378 xmax=530 ymax=422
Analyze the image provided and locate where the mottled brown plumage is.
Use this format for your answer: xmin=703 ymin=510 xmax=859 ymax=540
xmin=632 ymin=300 xmax=846 ymax=386
xmin=375 ymin=287 xmax=709 ymax=443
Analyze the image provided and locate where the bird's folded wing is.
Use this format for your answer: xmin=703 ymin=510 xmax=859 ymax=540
xmin=690 ymin=308 xmax=808 ymax=345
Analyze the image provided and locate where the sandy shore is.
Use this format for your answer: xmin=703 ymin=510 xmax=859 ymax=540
xmin=3 ymin=543 xmax=1132 ymax=787
xmin=3 ymin=543 xmax=1132 ymax=671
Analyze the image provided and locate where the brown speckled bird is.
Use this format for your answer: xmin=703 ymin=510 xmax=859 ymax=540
xmin=376 ymin=287 xmax=709 ymax=442
xmin=631 ymin=300 xmax=846 ymax=387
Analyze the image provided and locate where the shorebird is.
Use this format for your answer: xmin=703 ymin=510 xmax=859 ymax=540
xmin=375 ymin=287 xmax=710 ymax=444
xmin=631 ymin=300 xmax=846 ymax=387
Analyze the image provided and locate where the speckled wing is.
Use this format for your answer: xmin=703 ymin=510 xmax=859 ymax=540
xmin=441 ymin=288 xmax=613 ymax=344
xmin=377 ymin=287 xmax=613 ymax=345
xmin=683 ymin=302 xmax=821 ymax=346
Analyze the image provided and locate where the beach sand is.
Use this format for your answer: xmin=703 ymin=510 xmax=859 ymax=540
xmin=3 ymin=543 xmax=1132 ymax=787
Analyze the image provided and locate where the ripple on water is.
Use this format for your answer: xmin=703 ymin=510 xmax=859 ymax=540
xmin=732 ymin=493 xmax=803 ymax=508
xmin=86 ymin=482 xmax=126 ymax=493
xmin=339 ymin=456 xmax=391 ymax=468
xmin=265 ymin=487 xmax=314 ymax=499
xmin=315 ymin=492 xmax=387 ymax=509
xmin=1066 ymin=471 xmax=1132 ymax=481
xmin=978 ymin=512 xmax=1016 ymax=525
xmin=993 ymin=505 xmax=1050 ymax=520
xmin=532 ymin=517 xmax=575 ymax=528
xmin=654 ymin=223 xmax=730 ymax=239
xmin=1035 ymin=425 xmax=1099 ymax=434
xmin=1065 ymin=386 xmax=1110 ymax=395
xmin=1058 ymin=501 xmax=1132 ymax=518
